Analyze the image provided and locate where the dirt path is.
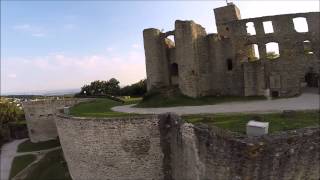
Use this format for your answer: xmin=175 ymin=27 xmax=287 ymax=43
xmin=112 ymin=91 xmax=319 ymax=115
xmin=0 ymin=139 xmax=61 ymax=180
xmin=1 ymin=139 xmax=28 ymax=180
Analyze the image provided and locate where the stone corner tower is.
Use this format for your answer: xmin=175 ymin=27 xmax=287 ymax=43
xmin=214 ymin=3 xmax=241 ymax=37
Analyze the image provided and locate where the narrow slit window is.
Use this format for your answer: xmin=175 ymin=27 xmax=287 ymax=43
xmin=171 ymin=63 xmax=178 ymax=76
xmin=266 ymin=42 xmax=280 ymax=59
xmin=303 ymin=40 xmax=313 ymax=54
xmin=227 ymin=59 xmax=233 ymax=71
xmin=263 ymin=21 xmax=274 ymax=34
xmin=246 ymin=22 xmax=256 ymax=35
xmin=293 ymin=17 xmax=308 ymax=33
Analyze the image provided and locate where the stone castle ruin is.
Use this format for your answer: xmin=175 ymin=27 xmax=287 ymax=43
xmin=143 ymin=3 xmax=320 ymax=98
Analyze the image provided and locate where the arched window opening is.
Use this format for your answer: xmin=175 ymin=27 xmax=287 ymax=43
xmin=293 ymin=17 xmax=308 ymax=33
xmin=248 ymin=44 xmax=260 ymax=61
xmin=171 ymin=63 xmax=178 ymax=76
xmin=263 ymin=21 xmax=274 ymax=34
xmin=227 ymin=59 xmax=233 ymax=71
xmin=266 ymin=42 xmax=280 ymax=59
xmin=246 ymin=22 xmax=256 ymax=35
xmin=167 ymin=35 xmax=175 ymax=44
xmin=303 ymin=40 xmax=313 ymax=54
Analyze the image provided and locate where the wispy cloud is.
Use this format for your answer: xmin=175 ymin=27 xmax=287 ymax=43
xmin=8 ymin=74 xmax=17 ymax=78
xmin=2 ymin=51 xmax=146 ymax=93
xmin=13 ymin=23 xmax=47 ymax=37
xmin=32 ymin=33 xmax=46 ymax=37
xmin=13 ymin=24 xmax=32 ymax=31
xmin=63 ymin=24 xmax=76 ymax=30
xmin=106 ymin=47 xmax=114 ymax=52
xmin=132 ymin=43 xmax=142 ymax=49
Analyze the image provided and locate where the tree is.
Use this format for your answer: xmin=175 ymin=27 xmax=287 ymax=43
xmin=0 ymin=99 xmax=22 ymax=144
xmin=77 ymin=78 xmax=121 ymax=96
xmin=120 ymin=79 xmax=147 ymax=97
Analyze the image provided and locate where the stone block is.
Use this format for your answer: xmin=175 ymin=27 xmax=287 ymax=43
xmin=246 ymin=120 xmax=269 ymax=136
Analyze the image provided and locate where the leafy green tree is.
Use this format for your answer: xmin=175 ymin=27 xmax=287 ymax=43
xmin=78 ymin=78 xmax=121 ymax=96
xmin=120 ymin=79 xmax=147 ymax=97
xmin=0 ymin=99 xmax=23 ymax=144
xmin=266 ymin=52 xmax=279 ymax=59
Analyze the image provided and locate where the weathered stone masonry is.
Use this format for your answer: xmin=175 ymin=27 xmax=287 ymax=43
xmin=56 ymin=113 xmax=319 ymax=180
xmin=22 ymin=99 xmax=83 ymax=143
xmin=143 ymin=4 xmax=320 ymax=98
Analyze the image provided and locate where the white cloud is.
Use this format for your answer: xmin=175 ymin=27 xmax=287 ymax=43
xmin=63 ymin=24 xmax=75 ymax=30
xmin=13 ymin=24 xmax=46 ymax=37
xmin=8 ymin=74 xmax=17 ymax=78
xmin=13 ymin=24 xmax=32 ymax=31
xmin=132 ymin=43 xmax=142 ymax=49
xmin=32 ymin=33 xmax=46 ymax=37
xmin=106 ymin=47 xmax=114 ymax=52
xmin=1 ymin=51 xmax=146 ymax=93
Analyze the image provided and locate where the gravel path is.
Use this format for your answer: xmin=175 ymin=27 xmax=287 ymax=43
xmin=1 ymin=139 xmax=28 ymax=180
xmin=112 ymin=91 xmax=319 ymax=115
xmin=0 ymin=138 xmax=61 ymax=180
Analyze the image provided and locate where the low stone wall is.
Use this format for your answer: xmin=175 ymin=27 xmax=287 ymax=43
xmin=170 ymin=115 xmax=320 ymax=180
xmin=55 ymin=114 xmax=165 ymax=180
xmin=22 ymin=99 xmax=84 ymax=143
xmin=56 ymin=112 xmax=319 ymax=180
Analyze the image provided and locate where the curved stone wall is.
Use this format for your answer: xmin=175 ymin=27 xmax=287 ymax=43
xmin=55 ymin=114 xmax=164 ymax=180
xmin=22 ymin=99 xmax=83 ymax=142
xmin=56 ymin=112 xmax=319 ymax=180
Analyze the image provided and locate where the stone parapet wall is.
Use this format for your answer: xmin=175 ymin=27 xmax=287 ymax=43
xmin=55 ymin=114 xmax=165 ymax=180
xmin=56 ymin=112 xmax=319 ymax=180
xmin=22 ymin=99 xmax=85 ymax=142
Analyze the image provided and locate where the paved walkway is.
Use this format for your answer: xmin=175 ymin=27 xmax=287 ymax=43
xmin=112 ymin=91 xmax=319 ymax=115
xmin=1 ymin=139 xmax=28 ymax=180
xmin=0 ymin=139 xmax=61 ymax=180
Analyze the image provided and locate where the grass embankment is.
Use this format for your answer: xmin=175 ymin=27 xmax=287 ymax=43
xmin=183 ymin=110 xmax=319 ymax=134
xmin=17 ymin=139 xmax=60 ymax=152
xmin=24 ymin=149 xmax=71 ymax=180
xmin=136 ymin=92 xmax=265 ymax=108
xmin=9 ymin=154 xmax=36 ymax=179
xmin=70 ymin=97 xmax=141 ymax=118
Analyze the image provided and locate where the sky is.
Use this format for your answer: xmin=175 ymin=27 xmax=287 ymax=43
xmin=1 ymin=0 xmax=319 ymax=94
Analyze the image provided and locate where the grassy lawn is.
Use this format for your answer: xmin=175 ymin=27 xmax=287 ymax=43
xmin=183 ymin=110 xmax=319 ymax=134
xmin=70 ymin=98 xmax=140 ymax=117
xmin=9 ymin=154 xmax=36 ymax=179
xmin=17 ymin=139 xmax=60 ymax=153
xmin=136 ymin=93 xmax=266 ymax=108
xmin=24 ymin=149 xmax=71 ymax=180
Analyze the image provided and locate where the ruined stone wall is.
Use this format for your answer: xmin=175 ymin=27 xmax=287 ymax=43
xmin=22 ymin=99 xmax=82 ymax=143
xmin=168 ymin=115 xmax=320 ymax=180
xmin=175 ymin=20 xmax=209 ymax=97
xmin=56 ymin=112 xmax=319 ymax=180
xmin=207 ymin=34 xmax=244 ymax=96
xmin=143 ymin=28 xmax=171 ymax=90
xmin=225 ymin=12 xmax=320 ymax=96
xmin=55 ymin=114 xmax=165 ymax=180
xmin=143 ymin=4 xmax=319 ymax=98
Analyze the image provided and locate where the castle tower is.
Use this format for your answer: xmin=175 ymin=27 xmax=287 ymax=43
xmin=214 ymin=3 xmax=241 ymax=37
xmin=143 ymin=28 xmax=170 ymax=90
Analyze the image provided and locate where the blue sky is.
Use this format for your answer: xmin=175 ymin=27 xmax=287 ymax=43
xmin=1 ymin=1 xmax=319 ymax=94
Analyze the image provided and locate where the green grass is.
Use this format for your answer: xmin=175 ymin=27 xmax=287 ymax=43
xmin=9 ymin=154 xmax=36 ymax=179
xmin=70 ymin=98 xmax=140 ymax=118
xmin=136 ymin=93 xmax=266 ymax=108
xmin=183 ymin=110 xmax=319 ymax=134
xmin=24 ymin=149 xmax=71 ymax=180
xmin=17 ymin=139 xmax=60 ymax=153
